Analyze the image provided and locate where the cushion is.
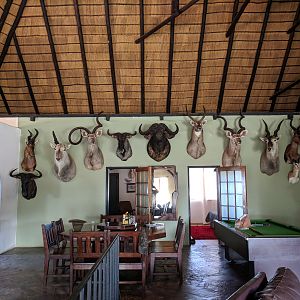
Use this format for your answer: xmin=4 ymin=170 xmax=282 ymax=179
xmin=255 ymin=267 xmax=300 ymax=300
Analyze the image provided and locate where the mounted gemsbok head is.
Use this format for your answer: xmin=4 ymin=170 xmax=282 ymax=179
xmin=50 ymin=131 xmax=76 ymax=182
xmin=186 ymin=106 xmax=207 ymax=159
xmin=139 ymin=123 xmax=179 ymax=161
xmin=68 ymin=116 xmax=104 ymax=170
xmin=21 ymin=129 xmax=39 ymax=172
xmin=284 ymin=118 xmax=300 ymax=164
xmin=259 ymin=119 xmax=284 ymax=176
xmin=216 ymin=113 xmax=248 ymax=167
xmin=107 ymin=130 xmax=137 ymax=161
xmin=10 ymin=168 xmax=42 ymax=200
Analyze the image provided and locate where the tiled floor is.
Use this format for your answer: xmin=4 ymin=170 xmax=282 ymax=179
xmin=0 ymin=240 xmax=250 ymax=300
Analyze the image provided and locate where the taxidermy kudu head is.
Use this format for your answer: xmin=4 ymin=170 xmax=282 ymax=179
xmin=284 ymin=118 xmax=300 ymax=164
xmin=21 ymin=129 xmax=39 ymax=172
xmin=107 ymin=130 xmax=137 ymax=161
xmin=10 ymin=168 xmax=42 ymax=200
xmin=259 ymin=119 xmax=284 ymax=176
xmin=139 ymin=123 xmax=179 ymax=162
xmin=186 ymin=107 xmax=207 ymax=159
xmin=68 ymin=116 xmax=104 ymax=170
xmin=216 ymin=113 xmax=248 ymax=167
xmin=50 ymin=131 xmax=76 ymax=182
xmin=288 ymin=159 xmax=300 ymax=184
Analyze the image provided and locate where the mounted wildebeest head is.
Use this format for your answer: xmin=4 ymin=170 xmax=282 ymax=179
xmin=139 ymin=123 xmax=179 ymax=161
xmin=68 ymin=116 xmax=104 ymax=170
xmin=9 ymin=168 xmax=42 ymax=200
xmin=21 ymin=129 xmax=39 ymax=172
xmin=50 ymin=131 xmax=76 ymax=182
xmin=259 ymin=119 xmax=284 ymax=176
xmin=284 ymin=118 xmax=300 ymax=164
xmin=107 ymin=130 xmax=137 ymax=161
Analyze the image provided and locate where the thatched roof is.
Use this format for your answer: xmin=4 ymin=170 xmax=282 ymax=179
xmin=0 ymin=0 xmax=299 ymax=117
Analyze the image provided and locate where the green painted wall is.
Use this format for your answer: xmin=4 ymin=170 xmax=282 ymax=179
xmin=17 ymin=115 xmax=300 ymax=246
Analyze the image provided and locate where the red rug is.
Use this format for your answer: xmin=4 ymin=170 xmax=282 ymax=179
xmin=191 ymin=225 xmax=216 ymax=240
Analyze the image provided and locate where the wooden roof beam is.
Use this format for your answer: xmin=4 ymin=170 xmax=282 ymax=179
xmin=0 ymin=0 xmax=13 ymax=34
xmin=269 ymin=79 xmax=300 ymax=100
xmin=242 ymin=0 xmax=272 ymax=112
xmin=296 ymin=96 xmax=300 ymax=112
xmin=139 ymin=0 xmax=145 ymax=114
xmin=226 ymin=0 xmax=250 ymax=38
xmin=135 ymin=0 xmax=199 ymax=44
xmin=40 ymin=0 xmax=68 ymax=114
xmin=287 ymin=18 xmax=300 ymax=34
xmin=0 ymin=0 xmax=27 ymax=68
xmin=217 ymin=0 xmax=239 ymax=115
xmin=0 ymin=86 xmax=11 ymax=114
xmin=73 ymin=0 xmax=93 ymax=114
xmin=13 ymin=34 xmax=39 ymax=114
xmin=104 ymin=0 xmax=119 ymax=114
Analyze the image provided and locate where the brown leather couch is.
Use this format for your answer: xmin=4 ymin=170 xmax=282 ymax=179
xmin=227 ymin=267 xmax=300 ymax=300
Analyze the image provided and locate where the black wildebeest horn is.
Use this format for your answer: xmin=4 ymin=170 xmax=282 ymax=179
xmin=139 ymin=124 xmax=151 ymax=135
xmin=52 ymin=131 xmax=59 ymax=144
xmin=9 ymin=168 xmax=20 ymax=178
xmin=33 ymin=170 xmax=42 ymax=178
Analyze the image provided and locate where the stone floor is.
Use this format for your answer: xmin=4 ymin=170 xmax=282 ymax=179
xmin=0 ymin=240 xmax=251 ymax=300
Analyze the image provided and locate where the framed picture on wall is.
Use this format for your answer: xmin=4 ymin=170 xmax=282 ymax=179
xmin=126 ymin=183 xmax=135 ymax=193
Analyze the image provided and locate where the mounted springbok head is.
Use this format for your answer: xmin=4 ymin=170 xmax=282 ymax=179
xmin=216 ymin=113 xmax=248 ymax=166
xmin=21 ymin=129 xmax=39 ymax=172
xmin=68 ymin=117 xmax=104 ymax=170
xmin=186 ymin=107 xmax=207 ymax=159
xmin=10 ymin=168 xmax=42 ymax=200
xmin=259 ymin=119 xmax=284 ymax=176
xmin=50 ymin=131 xmax=76 ymax=182
xmin=107 ymin=130 xmax=137 ymax=161
xmin=139 ymin=123 xmax=179 ymax=161
xmin=288 ymin=159 xmax=300 ymax=184
xmin=284 ymin=118 xmax=300 ymax=164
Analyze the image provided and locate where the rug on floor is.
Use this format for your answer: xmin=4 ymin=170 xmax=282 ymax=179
xmin=191 ymin=225 xmax=216 ymax=240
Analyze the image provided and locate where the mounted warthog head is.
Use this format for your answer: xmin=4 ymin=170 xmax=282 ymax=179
xmin=107 ymin=130 xmax=137 ymax=161
xmin=284 ymin=118 xmax=300 ymax=164
xmin=216 ymin=113 xmax=248 ymax=166
xmin=21 ymin=129 xmax=39 ymax=172
xmin=10 ymin=168 xmax=42 ymax=200
xmin=68 ymin=116 xmax=104 ymax=170
xmin=139 ymin=123 xmax=179 ymax=161
xmin=50 ymin=131 xmax=76 ymax=182
xmin=186 ymin=107 xmax=207 ymax=159
xmin=259 ymin=119 xmax=284 ymax=176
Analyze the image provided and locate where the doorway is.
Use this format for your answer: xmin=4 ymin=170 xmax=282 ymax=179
xmin=188 ymin=167 xmax=218 ymax=241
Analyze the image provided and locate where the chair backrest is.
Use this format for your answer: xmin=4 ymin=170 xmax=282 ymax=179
xmin=41 ymin=223 xmax=58 ymax=253
xmin=135 ymin=214 xmax=149 ymax=226
xmin=175 ymin=221 xmax=185 ymax=251
xmin=52 ymin=218 xmax=65 ymax=244
xmin=174 ymin=216 xmax=182 ymax=241
xmin=100 ymin=214 xmax=123 ymax=223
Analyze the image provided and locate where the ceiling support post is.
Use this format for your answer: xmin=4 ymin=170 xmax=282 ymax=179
xmin=0 ymin=86 xmax=11 ymax=114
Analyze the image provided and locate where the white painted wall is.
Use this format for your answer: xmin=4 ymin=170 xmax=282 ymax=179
xmin=0 ymin=123 xmax=20 ymax=254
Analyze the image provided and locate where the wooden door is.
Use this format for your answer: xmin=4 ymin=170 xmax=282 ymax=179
xmin=108 ymin=173 xmax=120 ymax=214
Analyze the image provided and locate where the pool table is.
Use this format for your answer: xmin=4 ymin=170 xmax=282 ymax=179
xmin=214 ymin=219 xmax=300 ymax=278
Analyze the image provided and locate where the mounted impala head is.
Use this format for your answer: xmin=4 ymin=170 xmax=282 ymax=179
xmin=50 ymin=131 xmax=76 ymax=182
xmin=21 ymin=129 xmax=39 ymax=172
xmin=288 ymin=159 xmax=300 ymax=184
xmin=284 ymin=118 xmax=300 ymax=164
xmin=68 ymin=116 xmax=104 ymax=170
xmin=216 ymin=113 xmax=248 ymax=166
xmin=186 ymin=106 xmax=207 ymax=159
xmin=259 ymin=119 xmax=284 ymax=176
xmin=107 ymin=130 xmax=137 ymax=161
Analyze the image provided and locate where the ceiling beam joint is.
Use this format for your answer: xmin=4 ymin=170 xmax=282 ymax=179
xmin=287 ymin=18 xmax=300 ymax=34
xmin=269 ymin=79 xmax=300 ymax=100
xmin=0 ymin=86 xmax=11 ymax=114
xmin=0 ymin=0 xmax=13 ymax=34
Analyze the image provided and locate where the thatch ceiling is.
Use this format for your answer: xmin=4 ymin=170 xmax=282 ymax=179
xmin=0 ymin=0 xmax=299 ymax=117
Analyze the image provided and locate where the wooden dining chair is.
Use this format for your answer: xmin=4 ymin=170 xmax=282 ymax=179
xmin=149 ymin=221 xmax=185 ymax=283
xmin=41 ymin=223 xmax=70 ymax=286
xmin=69 ymin=230 xmax=109 ymax=293
xmin=52 ymin=218 xmax=67 ymax=249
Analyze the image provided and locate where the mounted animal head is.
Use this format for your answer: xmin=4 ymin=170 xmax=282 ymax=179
xmin=284 ymin=118 xmax=300 ymax=164
xmin=21 ymin=129 xmax=39 ymax=172
xmin=107 ymin=130 xmax=137 ymax=161
xmin=9 ymin=168 xmax=42 ymax=200
xmin=288 ymin=158 xmax=300 ymax=184
xmin=139 ymin=123 xmax=179 ymax=161
xmin=216 ymin=113 xmax=248 ymax=166
xmin=50 ymin=131 xmax=76 ymax=181
xmin=68 ymin=116 xmax=104 ymax=170
xmin=260 ymin=119 xmax=284 ymax=153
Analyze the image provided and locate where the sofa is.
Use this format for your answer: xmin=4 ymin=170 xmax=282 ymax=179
xmin=227 ymin=267 xmax=300 ymax=300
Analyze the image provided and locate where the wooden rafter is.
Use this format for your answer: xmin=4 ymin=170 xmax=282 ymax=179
xmin=0 ymin=0 xmax=27 ymax=68
xmin=40 ymin=0 xmax=68 ymax=114
xmin=0 ymin=0 xmax=13 ymax=34
xmin=140 ymin=0 xmax=145 ymax=114
xmin=226 ymin=0 xmax=250 ymax=38
xmin=270 ymin=3 xmax=300 ymax=111
xmin=296 ymin=96 xmax=300 ymax=112
xmin=73 ymin=0 xmax=93 ymax=114
xmin=0 ymin=85 xmax=11 ymax=114
xmin=287 ymin=18 xmax=300 ymax=34
xmin=13 ymin=34 xmax=39 ymax=114
xmin=269 ymin=79 xmax=300 ymax=100
xmin=166 ymin=0 xmax=179 ymax=114
xmin=217 ymin=0 xmax=239 ymax=115
xmin=243 ymin=0 xmax=272 ymax=112
xmin=135 ymin=0 xmax=199 ymax=44
xmin=104 ymin=0 xmax=119 ymax=114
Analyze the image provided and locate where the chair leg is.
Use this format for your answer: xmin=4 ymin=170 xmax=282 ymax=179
xmin=177 ymin=256 xmax=183 ymax=284
xmin=150 ymin=254 xmax=155 ymax=282
xmin=43 ymin=257 xmax=50 ymax=286
xmin=69 ymin=267 xmax=73 ymax=295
